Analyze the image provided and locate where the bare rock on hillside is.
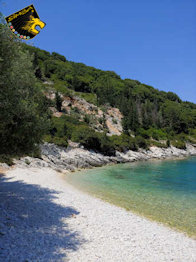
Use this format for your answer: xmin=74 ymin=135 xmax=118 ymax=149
xmin=45 ymin=91 xmax=124 ymax=136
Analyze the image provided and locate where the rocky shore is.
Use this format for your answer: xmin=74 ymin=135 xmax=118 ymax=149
xmin=9 ymin=142 xmax=196 ymax=172
xmin=1 ymin=143 xmax=196 ymax=261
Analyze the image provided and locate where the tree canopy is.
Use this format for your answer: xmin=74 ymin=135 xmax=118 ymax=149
xmin=0 ymin=13 xmax=196 ymax=161
xmin=0 ymin=20 xmax=49 ymax=157
xmin=23 ymin=42 xmax=196 ymax=135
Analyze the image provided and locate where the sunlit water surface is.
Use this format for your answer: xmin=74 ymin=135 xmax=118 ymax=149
xmin=65 ymin=157 xmax=196 ymax=237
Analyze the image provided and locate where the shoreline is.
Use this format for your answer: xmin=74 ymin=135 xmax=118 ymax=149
xmin=63 ymin=156 xmax=196 ymax=239
xmin=7 ymin=142 xmax=196 ymax=174
xmin=0 ymin=166 xmax=195 ymax=261
xmin=64 ymin=153 xmax=194 ymax=176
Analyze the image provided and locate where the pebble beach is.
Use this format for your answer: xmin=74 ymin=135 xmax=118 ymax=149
xmin=0 ymin=166 xmax=196 ymax=261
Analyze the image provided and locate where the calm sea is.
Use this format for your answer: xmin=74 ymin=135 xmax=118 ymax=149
xmin=65 ymin=156 xmax=196 ymax=237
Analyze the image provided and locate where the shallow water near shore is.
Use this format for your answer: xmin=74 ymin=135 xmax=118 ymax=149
xmin=65 ymin=156 xmax=196 ymax=237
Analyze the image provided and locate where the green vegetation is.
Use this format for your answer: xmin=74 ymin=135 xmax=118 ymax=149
xmin=171 ymin=140 xmax=186 ymax=150
xmin=0 ymin=19 xmax=49 ymax=163
xmin=22 ymin=42 xmax=196 ymax=137
xmin=55 ymin=91 xmax=62 ymax=112
xmin=0 ymin=13 xmax=196 ymax=163
xmin=45 ymin=115 xmax=140 ymax=155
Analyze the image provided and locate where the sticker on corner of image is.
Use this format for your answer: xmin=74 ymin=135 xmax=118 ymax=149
xmin=5 ymin=4 xmax=46 ymax=40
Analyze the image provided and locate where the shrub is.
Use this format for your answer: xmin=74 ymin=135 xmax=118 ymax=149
xmin=150 ymin=128 xmax=167 ymax=140
xmin=150 ymin=141 xmax=167 ymax=148
xmin=166 ymin=140 xmax=171 ymax=147
xmin=25 ymin=159 xmax=31 ymax=165
xmin=109 ymin=134 xmax=138 ymax=152
xmin=151 ymin=131 xmax=159 ymax=140
xmin=72 ymin=107 xmax=80 ymax=114
xmin=83 ymin=114 xmax=90 ymax=124
xmin=112 ymin=119 xmax=118 ymax=124
xmin=129 ymin=138 xmax=138 ymax=151
xmin=98 ymin=134 xmax=116 ymax=156
xmin=30 ymin=146 xmax=42 ymax=159
xmin=98 ymin=117 xmax=104 ymax=124
xmin=135 ymin=136 xmax=148 ymax=149
xmin=172 ymin=141 xmax=186 ymax=150
xmin=137 ymin=128 xmax=150 ymax=139
xmin=72 ymin=126 xmax=115 ymax=155
xmin=55 ymin=92 xmax=62 ymax=112
xmin=43 ymin=135 xmax=68 ymax=147
xmin=52 ymin=137 xmax=68 ymax=147
xmin=0 ymin=154 xmax=14 ymax=166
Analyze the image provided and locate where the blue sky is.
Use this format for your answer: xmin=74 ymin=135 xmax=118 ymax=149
xmin=1 ymin=0 xmax=196 ymax=103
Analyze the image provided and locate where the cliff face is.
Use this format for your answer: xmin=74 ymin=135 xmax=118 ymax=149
xmin=46 ymin=90 xmax=123 ymax=136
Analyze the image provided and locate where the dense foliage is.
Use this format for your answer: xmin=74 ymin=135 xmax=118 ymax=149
xmin=0 ymin=21 xmax=49 ymax=161
xmin=44 ymin=115 xmax=138 ymax=155
xmin=0 ymin=14 xmax=196 ymax=161
xmin=23 ymin=44 xmax=196 ymax=136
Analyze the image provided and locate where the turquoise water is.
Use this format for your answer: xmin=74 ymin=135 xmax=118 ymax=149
xmin=65 ymin=157 xmax=196 ymax=237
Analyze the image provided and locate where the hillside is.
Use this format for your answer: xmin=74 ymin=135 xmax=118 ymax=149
xmin=23 ymin=44 xmax=196 ymax=152
xmin=0 ymin=22 xmax=196 ymax=162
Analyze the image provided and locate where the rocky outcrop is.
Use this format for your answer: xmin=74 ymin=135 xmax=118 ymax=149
xmin=13 ymin=143 xmax=196 ymax=173
xmin=105 ymin=107 xmax=123 ymax=136
xmin=45 ymin=90 xmax=123 ymax=136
